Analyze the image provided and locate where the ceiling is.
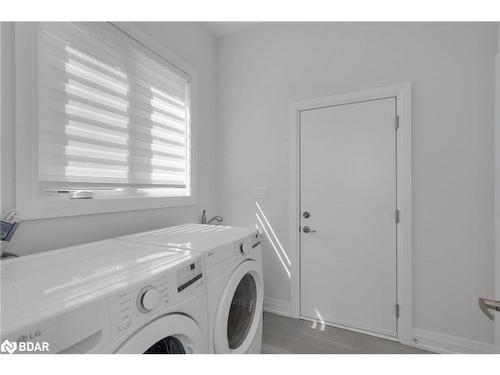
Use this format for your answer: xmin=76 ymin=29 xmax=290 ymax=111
xmin=202 ymin=22 xmax=259 ymax=37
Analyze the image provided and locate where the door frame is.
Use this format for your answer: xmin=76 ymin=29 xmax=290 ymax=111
xmin=288 ymin=83 xmax=413 ymax=345
xmin=495 ymin=50 xmax=500 ymax=352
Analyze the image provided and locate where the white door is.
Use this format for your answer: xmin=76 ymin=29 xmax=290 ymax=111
xmin=300 ymin=97 xmax=398 ymax=337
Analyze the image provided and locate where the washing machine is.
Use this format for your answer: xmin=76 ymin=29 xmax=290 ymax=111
xmin=119 ymin=224 xmax=264 ymax=354
xmin=0 ymin=239 xmax=208 ymax=354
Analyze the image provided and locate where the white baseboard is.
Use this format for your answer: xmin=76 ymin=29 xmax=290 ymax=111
xmin=263 ymin=296 xmax=290 ymax=317
xmin=413 ymin=329 xmax=496 ymax=354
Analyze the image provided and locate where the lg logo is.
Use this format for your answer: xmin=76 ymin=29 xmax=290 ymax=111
xmin=1 ymin=339 xmax=50 ymax=354
xmin=17 ymin=329 xmax=42 ymax=342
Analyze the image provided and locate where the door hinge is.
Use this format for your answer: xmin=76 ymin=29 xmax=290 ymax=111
xmin=395 ymin=303 xmax=400 ymax=318
xmin=395 ymin=115 xmax=400 ymax=130
xmin=395 ymin=209 xmax=400 ymax=223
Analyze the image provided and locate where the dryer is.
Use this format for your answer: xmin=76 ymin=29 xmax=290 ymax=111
xmin=119 ymin=224 xmax=264 ymax=354
xmin=0 ymin=239 xmax=208 ymax=354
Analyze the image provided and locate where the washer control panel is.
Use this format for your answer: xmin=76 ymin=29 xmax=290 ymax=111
xmin=108 ymin=255 xmax=204 ymax=340
xmin=176 ymin=259 xmax=202 ymax=293
xmin=113 ymin=273 xmax=171 ymax=336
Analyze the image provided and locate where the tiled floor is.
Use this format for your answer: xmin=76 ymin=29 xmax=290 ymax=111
xmin=262 ymin=312 xmax=432 ymax=354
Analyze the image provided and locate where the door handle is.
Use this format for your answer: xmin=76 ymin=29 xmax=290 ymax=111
xmin=302 ymin=226 xmax=317 ymax=234
xmin=478 ymin=297 xmax=500 ymax=320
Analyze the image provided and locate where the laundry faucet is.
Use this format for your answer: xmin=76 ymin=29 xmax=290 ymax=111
xmin=201 ymin=209 xmax=224 ymax=225
xmin=207 ymin=216 xmax=224 ymax=225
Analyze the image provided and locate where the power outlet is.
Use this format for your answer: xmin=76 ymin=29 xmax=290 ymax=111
xmin=254 ymin=186 xmax=269 ymax=200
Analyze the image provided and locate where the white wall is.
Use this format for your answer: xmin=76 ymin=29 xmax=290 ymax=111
xmin=216 ymin=22 xmax=497 ymax=346
xmin=0 ymin=22 xmax=217 ymax=255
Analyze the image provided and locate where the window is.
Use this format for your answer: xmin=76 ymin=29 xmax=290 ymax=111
xmin=16 ymin=23 xmax=196 ymax=219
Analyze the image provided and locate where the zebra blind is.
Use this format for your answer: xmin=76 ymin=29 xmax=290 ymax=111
xmin=37 ymin=22 xmax=191 ymax=198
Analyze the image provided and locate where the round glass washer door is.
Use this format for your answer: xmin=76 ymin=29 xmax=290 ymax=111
xmin=227 ymin=273 xmax=257 ymax=349
xmin=115 ymin=314 xmax=203 ymax=354
xmin=214 ymin=260 xmax=264 ymax=353
xmin=144 ymin=336 xmax=186 ymax=354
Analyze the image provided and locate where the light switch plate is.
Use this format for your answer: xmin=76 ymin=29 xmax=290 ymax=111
xmin=254 ymin=186 xmax=269 ymax=199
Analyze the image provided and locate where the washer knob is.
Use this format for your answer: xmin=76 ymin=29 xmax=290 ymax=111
xmin=138 ymin=287 xmax=160 ymax=312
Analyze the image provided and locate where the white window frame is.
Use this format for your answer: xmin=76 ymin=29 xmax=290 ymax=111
xmin=15 ymin=23 xmax=198 ymax=220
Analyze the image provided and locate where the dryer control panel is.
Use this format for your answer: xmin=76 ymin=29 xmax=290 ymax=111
xmin=251 ymin=231 xmax=262 ymax=249
xmin=233 ymin=230 xmax=261 ymax=258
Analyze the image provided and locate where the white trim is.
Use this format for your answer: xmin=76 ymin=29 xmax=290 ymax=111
xmin=288 ymin=83 xmax=413 ymax=346
xmin=413 ymin=329 xmax=496 ymax=354
xmin=0 ymin=22 xmax=2 ymax=214
xmin=263 ymin=296 xmax=291 ymax=317
xmin=15 ymin=23 xmax=199 ymax=220
xmin=494 ymin=50 xmax=500 ymax=353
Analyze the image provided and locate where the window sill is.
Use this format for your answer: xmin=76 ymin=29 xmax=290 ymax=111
xmin=17 ymin=194 xmax=198 ymax=220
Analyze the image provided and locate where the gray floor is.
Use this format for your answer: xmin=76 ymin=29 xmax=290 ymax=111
xmin=262 ymin=312 xmax=432 ymax=354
